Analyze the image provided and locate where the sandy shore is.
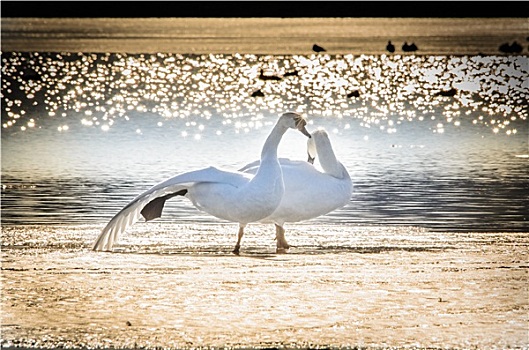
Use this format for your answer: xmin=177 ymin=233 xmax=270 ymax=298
xmin=1 ymin=18 xmax=528 ymax=55
xmin=1 ymin=223 xmax=528 ymax=349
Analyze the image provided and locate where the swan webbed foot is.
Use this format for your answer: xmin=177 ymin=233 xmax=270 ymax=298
xmin=276 ymin=247 xmax=289 ymax=254
xmin=276 ymin=241 xmax=290 ymax=254
xmin=232 ymin=245 xmax=241 ymax=255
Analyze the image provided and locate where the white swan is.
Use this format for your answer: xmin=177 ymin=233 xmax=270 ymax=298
xmin=92 ymin=112 xmax=311 ymax=253
xmin=239 ymin=128 xmax=353 ymax=252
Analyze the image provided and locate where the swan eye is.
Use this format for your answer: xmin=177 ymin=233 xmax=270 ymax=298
xmin=294 ymin=115 xmax=306 ymax=128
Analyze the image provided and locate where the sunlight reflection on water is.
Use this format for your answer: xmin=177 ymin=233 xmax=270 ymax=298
xmin=2 ymin=53 xmax=527 ymax=135
xmin=1 ymin=53 xmax=528 ymax=232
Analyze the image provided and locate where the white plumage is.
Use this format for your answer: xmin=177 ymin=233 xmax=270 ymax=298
xmin=239 ymin=128 xmax=353 ymax=252
xmin=92 ymin=112 xmax=311 ymax=253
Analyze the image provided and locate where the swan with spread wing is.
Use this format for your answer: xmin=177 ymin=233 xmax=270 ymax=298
xmin=239 ymin=128 xmax=353 ymax=252
xmin=92 ymin=112 xmax=311 ymax=253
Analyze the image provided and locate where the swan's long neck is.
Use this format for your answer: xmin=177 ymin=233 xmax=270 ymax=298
xmin=240 ymin=121 xmax=286 ymax=209
xmin=316 ymin=138 xmax=347 ymax=179
xmin=260 ymin=123 xmax=288 ymax=162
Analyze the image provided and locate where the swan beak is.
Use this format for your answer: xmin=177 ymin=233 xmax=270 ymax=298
xmin=299 ymin=125 xmax=311 ymax=138
xmin=292 ymin=114 xmax=311 ymax=138
xmin=307 ymin=153 xmax=315 ymax=164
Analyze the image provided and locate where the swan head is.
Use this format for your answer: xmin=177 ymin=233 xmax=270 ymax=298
xmin=280 ymin=112 xmax=311 ymax=138
xmin=306 ymin=129 xmax=329 ymax=164
xmin=307 ymin=133 xmax=317 ymax=164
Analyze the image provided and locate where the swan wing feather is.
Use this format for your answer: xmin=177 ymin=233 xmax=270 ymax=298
xmin=238 ymin=158 xmax=298 ymax=174
xmin=92 ymin=166 xmax=251 ymax=251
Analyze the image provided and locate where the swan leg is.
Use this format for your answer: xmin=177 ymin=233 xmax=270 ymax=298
xmin=275 ymin=224 xmax=290 ymax=254
xmin=233 ymin=225 xmax=245 ymax=255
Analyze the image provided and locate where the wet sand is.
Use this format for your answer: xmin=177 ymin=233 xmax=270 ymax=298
xmin=2 ymin=223 xmax=528 ymax=349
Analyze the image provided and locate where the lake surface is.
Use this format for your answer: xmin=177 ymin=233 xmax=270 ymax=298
xmin=1 ymin=17 xmax=528 ymax=350
xmin=2 ymin=17 xmax=528 ymax=55
xmin=2 ymin=51 xmax=528 ymax=231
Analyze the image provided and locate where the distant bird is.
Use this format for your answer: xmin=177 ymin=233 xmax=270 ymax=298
xmin=283 ymin=70 xmax=299 ymax=77
xmin=499 ymin=41 xmax=523 ymax=54
xmin=259 ymin=69 xmax=282 ymax=81
xmin=386 ymin=40 xmax=395 ymax=53
xmin=347 ymin=90 xmax=360 ymax=98
xmin=435 ymin=88 xmax=457 ymax=97
xmin=511 ymin=41 xmax=523 ymax=53
xmin=499 ymin=42 xmax=511 ymax=53
xmin=312 ymin=44 xmax=326 ymax=53
xmin=251 ymin=89 xmax=265 ymax=97
xmin=402 ymin=42 xmax=418 ymax=52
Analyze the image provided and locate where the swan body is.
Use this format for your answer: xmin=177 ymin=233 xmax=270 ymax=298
xmin=239 ymin=129 xmax=353 ymax=252
xmin=92 ymin=112 xmax=311 ymax=253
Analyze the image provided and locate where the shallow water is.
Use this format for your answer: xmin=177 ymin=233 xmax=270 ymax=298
xmin=1 ymin=18 xmax=529 ymax=350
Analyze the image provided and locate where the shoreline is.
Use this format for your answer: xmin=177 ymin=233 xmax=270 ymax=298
xmin=1 ymin=18 xmax=528 ymax=55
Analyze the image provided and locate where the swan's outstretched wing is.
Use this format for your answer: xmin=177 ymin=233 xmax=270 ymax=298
xmin=92 ymin=166 xmax=251 ymax=251
xmin=238 ymin=158 xmax=298 ymax=174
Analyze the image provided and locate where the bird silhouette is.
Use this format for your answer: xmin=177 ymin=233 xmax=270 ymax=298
xmin=499 ymin=43 xmax=510 ymax=53
xmin=499 ymin=41 xmax=522 ymax=54
xmin=283 ymin=70 xmax=299 ymax=77
xmin=402 ymin=42 xmax=418 ymax=52
xmin=259 ymin=69 xmax=282 ymax=81
xmin=251 ymin=89 xmax=265 ymax=97
xmin=386 ymin=40 xmax=395 ymax=53
xmin=312 ymin=44 xmax=326 ymax=53
xmin=511 ymin=41 xmax=523 ymax=53
xmin=435 ymin=88 xmax=457 ymax=97
xmin=347 ymin=90 xmax=360 ymax=98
